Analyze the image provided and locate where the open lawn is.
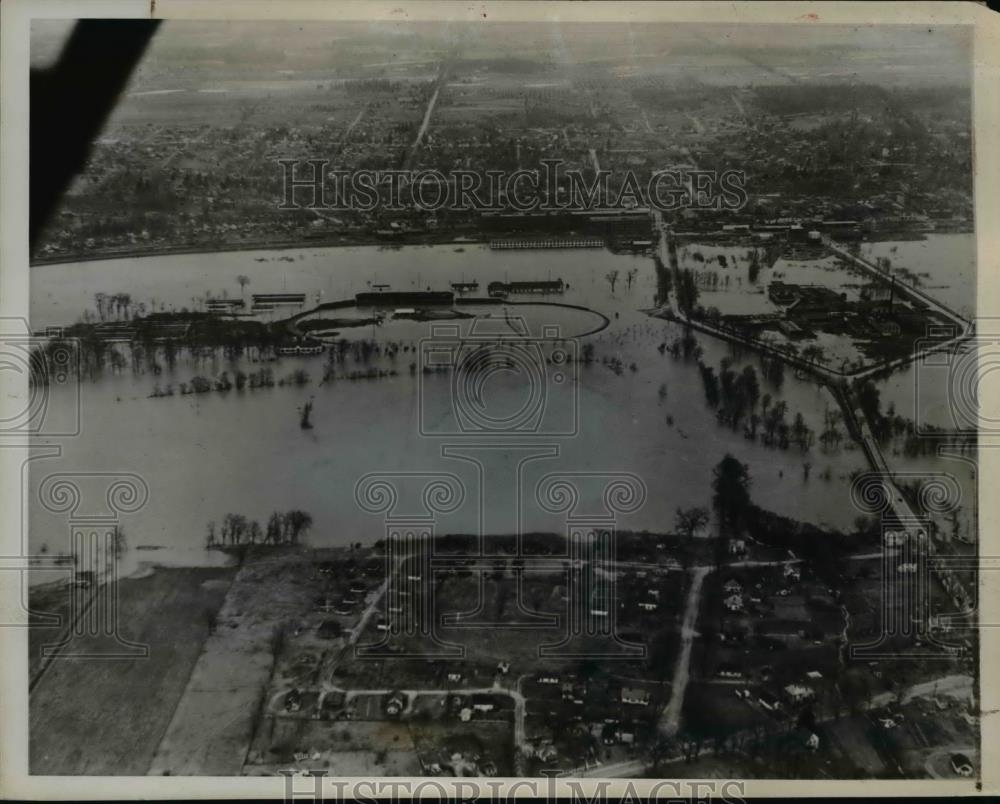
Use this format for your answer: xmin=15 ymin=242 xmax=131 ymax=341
xmin=29 ymin=566 xmax=235 ymax=775
xmin=148 ymin=547 xmax=347 ymax=776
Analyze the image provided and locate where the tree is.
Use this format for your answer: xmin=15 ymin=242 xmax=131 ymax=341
xmin=791 ymin=412 xmax=811 ymax=451
xmin=237 ymin=274 xmax=250 ymax=301
xmin=266 ymin=511 xmax=284 ymax=544
xmin=676 ymin=268 xmax=700 ymax=316
xmin=711 ymin=455 xmax=752 ymax=533
xmin=221 ymin=512 xmax=249 ymax=544
xmin=675 ymin=506 xmax=710 ymax=539
xmin=605 ymin=270 xmax=620 ymax=294
xmin=699 ymin=363 xmax=720 ymax=408
xmin=285 ymin=509 xmax=313 ymax=544
xmin=625 ymin=267 xmax=639 ymax=291
xmin=111 ymin=525 xmax=127 ymax=559
xmin=748 ymin=249 xmax=761 ymax=283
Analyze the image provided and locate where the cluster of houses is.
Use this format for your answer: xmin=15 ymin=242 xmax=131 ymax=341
xmin=313 ymin=577 xmax=370 ymax=619
xmin=721 ymin=564 xmax=803 ymax=614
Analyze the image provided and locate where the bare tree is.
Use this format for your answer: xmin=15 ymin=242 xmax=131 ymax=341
xmin=605 ymin=270 xmax=620 ymax=294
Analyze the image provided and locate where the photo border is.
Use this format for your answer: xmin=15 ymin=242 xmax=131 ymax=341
xmin=2 ymin=0 xmax=997 ymax=799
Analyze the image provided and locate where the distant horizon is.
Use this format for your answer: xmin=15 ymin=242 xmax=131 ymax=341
xmin=31 ymin=19 xmax=972 ymax=88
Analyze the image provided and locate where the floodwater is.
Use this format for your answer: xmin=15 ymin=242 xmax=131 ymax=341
xmin=863 ymin=234 xmax=976 ymax=321
xmin=27 ymin=240 xmax=973 ymax=577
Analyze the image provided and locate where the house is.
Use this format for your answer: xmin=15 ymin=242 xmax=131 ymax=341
xmin=783 ymin=565 xmax=801 ymax=582
xmin=534 ymin=742 xmax=558 ymax=762
xmin=806 ymin=671 xmax=823 ymax=681
xmin=805 ymin=733 xmax=820 ymax=751
xmin=320 ymin=691 xmax=346 ymax=719
xmin=719 ymin=623 xmax=748 ymax=644
xmin=459 ymin=707 xmax=472 ymax=722
xmin=446 ymin=672 xmax=463 ymax=683
xmin=784 ymin=684 xmax=814 ymax=703
xmin=376 ymin=618 xmax=389 ymax=631
xmin=723 ymin=579 xmax=743 ymax=594
xmin=285 ymin=688 xmax=303 ymax=713
xmin=537 ymin=673 xmax=560 ymax=685
xmin=728 ymin=539 xmax=746 ymax=556
xmin=760 ymin=619 xmax=806 ymax=640
xmin=758 ymin=691 xmax=782 ymax=711
xmin=471 ymin=694 xmax=498 ymax=713
xmin=496 ymin=661 xmax=510 ymax=675
xmin=385 ymin=691 xmax=407 ymax=716
xmin=951 ymin=753 xmax=975 ymax=776
xmin=724 ymin=594 xmax=744 ymax=612
xmin=638 ymin=601 xmax=658 ymax=612
xmin=717 ymin=662 xmax=743 ymax=679
xmin=621 ymin=687 xmax=651 ymax=706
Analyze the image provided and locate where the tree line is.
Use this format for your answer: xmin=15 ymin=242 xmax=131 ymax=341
xmin=206 ymin=509 xmax=313 ymax=547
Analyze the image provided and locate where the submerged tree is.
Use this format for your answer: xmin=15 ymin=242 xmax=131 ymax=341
xmin=605 ymin=269 xmax=620 ymax=294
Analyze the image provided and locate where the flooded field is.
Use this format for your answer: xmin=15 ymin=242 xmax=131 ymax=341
xmin=28 ymin=239 xmax=973 ymax=578
xmin=864 ymin=234 xmax=975 ymax=321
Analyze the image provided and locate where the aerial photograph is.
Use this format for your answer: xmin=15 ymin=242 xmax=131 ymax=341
xmin=24 ymin=16 xmax=978 ymax=781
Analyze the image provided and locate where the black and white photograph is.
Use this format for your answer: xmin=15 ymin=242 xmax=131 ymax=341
xmin=3 ymin=1 xmax=998 ymax=797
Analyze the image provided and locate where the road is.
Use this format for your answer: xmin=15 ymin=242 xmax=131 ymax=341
xmin=402 ymin=67 xmax=444 ymax=170
xmin=658 ymin=566 xmax=710 ymax=737
xmin=569 ymin=672 xmax=973 ymax=778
